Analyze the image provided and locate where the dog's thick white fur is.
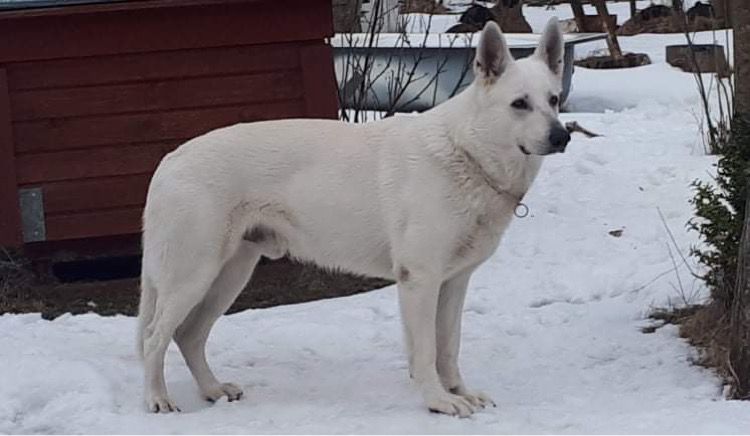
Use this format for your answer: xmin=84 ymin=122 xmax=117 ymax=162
xmin=138 ymin=19 xmax=570 ymax=417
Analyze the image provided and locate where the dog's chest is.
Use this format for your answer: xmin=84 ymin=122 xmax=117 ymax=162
xmin=450 ymin=206 xmax=511 ymax=268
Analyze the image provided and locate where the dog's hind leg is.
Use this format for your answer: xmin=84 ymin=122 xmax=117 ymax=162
xmin=137 ymin=273 xmax=158 ymax=360
xmin=174 ymin=242 xmax=260 ymax=403
xmin=142 ymin=262 xmax=221 ymax=413
xmin=436 ymin=269 xmax=494 ymax=409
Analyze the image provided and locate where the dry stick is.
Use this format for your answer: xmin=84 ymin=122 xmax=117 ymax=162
xmin=717 ymin=27 xmax=734 ymax=132
xmin=353 ymin=2 xmax=384 ymax=124
xmin=397 ymin=36 xmax=461 ymax=111
xmin=657 ymin=206 xmax=699 ymax=278
xmin=338 ymin=32 xmax=355 ymax=122
xmin=681 ymin=13 xmax=720 ymax=151
xmin=448 ymin=34 xmax=476 ymax=99
xmin=428 ymin=33 xmax=464 ymax=107
xmin=565 ymin=121 xmax=602 ymax=138
xmin=627 ymin=217 xmax=701 ymax=307
xmin=665 ymin=240 xmax=692 ymax=305
xmin=708 ymin=24 xmax=732 ymax=144
xmin=386 ymin=14 xmax=436 ymax=115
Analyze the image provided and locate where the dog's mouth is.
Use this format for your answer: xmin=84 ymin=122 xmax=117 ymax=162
xmin=518 ymin=145 xmax=531 ymax=155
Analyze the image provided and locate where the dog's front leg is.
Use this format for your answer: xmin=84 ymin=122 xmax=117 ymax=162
xmin=436 ymin=270 xmax=495 ymax=409
xmin=398 ymin=270 xmax=477 ymax=417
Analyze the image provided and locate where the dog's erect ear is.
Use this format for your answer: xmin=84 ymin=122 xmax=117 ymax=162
xmin=474 ymin=21 xmax=512 ymax=84
xmin=534 ymin=17 xmax=564 ymax=77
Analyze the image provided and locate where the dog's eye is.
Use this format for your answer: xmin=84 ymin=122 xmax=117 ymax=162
xmin=511 ymin=98 xmax=529 ymax=110
xmin=549 ymin=95 xmax=560 ymax=107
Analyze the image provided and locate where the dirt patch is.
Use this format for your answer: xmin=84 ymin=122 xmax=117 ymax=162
xmin=574 ymin=52 xmax=652 ymax=69
xmin=400 ymin=0 xmax=448 ymax=14
xmin=0 ymin=256 xmax=392 ymax=320
xmin=618 ymin=4 xmax=727 ymax=36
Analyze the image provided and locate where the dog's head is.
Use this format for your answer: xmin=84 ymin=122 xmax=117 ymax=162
xmin=470 ymin=18 xmax=570 ymax=156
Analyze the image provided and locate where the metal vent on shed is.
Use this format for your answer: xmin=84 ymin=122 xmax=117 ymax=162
xmin=18 ymin=187 xmax=46 ymax=243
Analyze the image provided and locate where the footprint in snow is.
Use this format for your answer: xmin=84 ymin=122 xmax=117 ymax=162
xmin=583 ymin=152 xmax=608 ymax=166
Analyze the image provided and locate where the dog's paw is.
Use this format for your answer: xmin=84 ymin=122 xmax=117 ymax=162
xmin=450 ymin=387 xmax=496 ymax=409
xmin=425 ymin=391 xmax=477 ymax=418
xmin=203 ymin=382 xmax=244 ymax=403
xmin=147 ymin=395 xmax=181 ymax=413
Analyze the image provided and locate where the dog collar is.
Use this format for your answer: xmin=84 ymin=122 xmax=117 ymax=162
xmin=462 ymin=148 xmax=529 ymax=218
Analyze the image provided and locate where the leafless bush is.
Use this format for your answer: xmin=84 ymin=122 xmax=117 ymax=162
xmin=680 ymin=14 xmax=734 ymax=154
xmin=336 ymin=1 xmax=475 ymax=122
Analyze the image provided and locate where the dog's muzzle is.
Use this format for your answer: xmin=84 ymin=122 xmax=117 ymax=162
xmin=548 ymin=125 xmax=571 ymax=153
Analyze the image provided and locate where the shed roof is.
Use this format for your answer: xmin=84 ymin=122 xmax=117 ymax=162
xmin=0 ymin=0 xmax=126 ymax=11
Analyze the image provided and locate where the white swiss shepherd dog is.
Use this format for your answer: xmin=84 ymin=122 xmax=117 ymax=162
xmin=138 ymin=19 xmax=571 ymax=417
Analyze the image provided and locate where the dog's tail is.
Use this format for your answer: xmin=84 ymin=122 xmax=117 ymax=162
xmin=136 ymin=273 xmax=157 ymax=360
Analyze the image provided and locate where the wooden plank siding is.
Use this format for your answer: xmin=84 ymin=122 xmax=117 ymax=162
xmin=10 ymin=70 xmax=305 ymax=121
xmin=0 ymin=0 xmax=333 ymax=63
xmin=0 ymin=0 xmax=338 ymax=248
xmin=6 ymin=44 xmax=301 ymax=91
xmin=8 ymin=43 xmax=310 ymax=242
xmin=299 ymin=44 xmax=340 ymax=120
xmin=41 ymin=175 xmax=152 ymax=215
xmin=0 ymin=70 xmax=23 ymax=246
xmin=13 ymin=100 xmax=306 ymax=154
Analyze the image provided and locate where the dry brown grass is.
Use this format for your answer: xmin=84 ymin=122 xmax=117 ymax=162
xmin=0 ymin=253 xmax=391 ymax=320
xmin=0 ymin=248 xmax=39 ymax=314
xmin=648 ymin=302 xmax=732 ymax=387
xmin=679 ymin=303 xmax=732 ymax=384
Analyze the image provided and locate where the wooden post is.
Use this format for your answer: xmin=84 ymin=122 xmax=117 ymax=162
xmin=629 ymin=0 xmax=637 ymax=18
xmin=714 ymin=0 xmax=733 ymax=28
xmin=732 ymin=180 xmax=750 ymax=398
xmin=729 ymin=0 xmax=750 ymax=399
xmin=332 ymin=0 xmax=362 ymax=33
xmin=592 ymin=0 xmax=623 ymax=59
xmin=734 ymin=0 xmax=750 ymax=117
xmin=570 ymin=0 xmax=587 ymax=32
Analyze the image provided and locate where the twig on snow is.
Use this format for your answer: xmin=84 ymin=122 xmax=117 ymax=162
xmin=565 ymin=121 xmax=602 ymax=138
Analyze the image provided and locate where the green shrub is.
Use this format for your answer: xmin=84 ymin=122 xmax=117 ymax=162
xmin=690 ymin=117 xmax=750 ymax=306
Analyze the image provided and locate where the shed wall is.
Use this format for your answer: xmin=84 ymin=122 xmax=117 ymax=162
xmin=0 ymin=0 xmax=338 ymax=248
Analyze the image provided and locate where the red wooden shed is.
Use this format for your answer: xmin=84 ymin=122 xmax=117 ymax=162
xmin=0 ymin=0 xmax=339 ymax=257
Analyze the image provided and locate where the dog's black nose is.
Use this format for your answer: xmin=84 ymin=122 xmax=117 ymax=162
xmin=549 ymin=126 xmax=571 ymax=152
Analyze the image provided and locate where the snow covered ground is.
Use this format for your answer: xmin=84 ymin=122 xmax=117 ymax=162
xmin=2 ymin=4 xmax=748 ymax=435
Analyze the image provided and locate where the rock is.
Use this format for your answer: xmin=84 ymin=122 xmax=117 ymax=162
xmin=666 ymin=44 xmax=731 ymax=77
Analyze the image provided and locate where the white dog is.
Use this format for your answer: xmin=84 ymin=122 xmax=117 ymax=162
xmin=138 ymin=18 xmax=569 ymax=417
